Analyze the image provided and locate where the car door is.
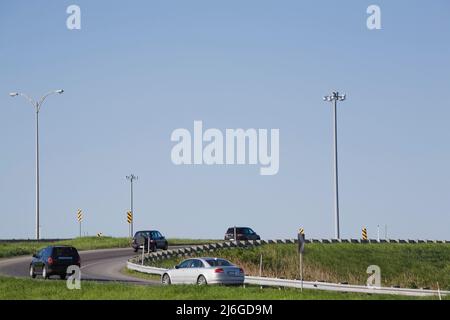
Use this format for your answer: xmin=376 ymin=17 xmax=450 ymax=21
xmin=155 ymin=231 xmax=164 ymax=248
xmin=185 ymin=259 xmax=204 ymax=284
xmin=36 ymin=248 xmax=46 ymax=273
xmin=171 ymin=259 xmax=192 ymax=284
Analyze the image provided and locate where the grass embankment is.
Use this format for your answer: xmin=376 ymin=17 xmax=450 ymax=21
xmin=0 ymin=276 xmax=429 ymax=300
xmin=150 ymin=243 xmax=450 ymax=290
xmin=0 ymin=237 xmax=219 ymax=259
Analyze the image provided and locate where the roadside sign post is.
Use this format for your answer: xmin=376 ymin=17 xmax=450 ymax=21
xmin=77 ymin=209 xmax=83 ymax=238
xmin=141 ymin=245 xmax=145 ymax=266
xmin=127 ymin=211 xmax=133 ymax=237
xmin=298 ymin=228 xmax=305 ymax=292
xmin=126 ymin=174 xmax=138 ymax=238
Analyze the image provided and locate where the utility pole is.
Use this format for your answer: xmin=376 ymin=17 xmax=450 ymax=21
xmin=9 ymin=90 xmax=64 ymax=240
xmin=126 ymin=174 xmax=138 ymax=237
xmin=323 ymin=91 xmax=346 ymax=239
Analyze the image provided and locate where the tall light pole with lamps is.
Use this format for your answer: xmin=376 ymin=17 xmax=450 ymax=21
xmin=9 ymin=89 xmax=64 ymax=240
xmin=126 ymin=174 xmax=138 ymax=237
xmin=323 ymin=91 xmax=346 ymax=239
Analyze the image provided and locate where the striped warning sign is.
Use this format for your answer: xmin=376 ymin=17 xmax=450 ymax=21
xmin=97 ymin=232 xmax=103 ymax=237
xmin=77 ymin=209 xmax=83 ymax=222
xmin=127 ymin=211 xmax=133 ymax=224
xmin=299 ymin=228 xmax=305 ymax=236
xmin=362 ymin=227 xmax=368 ymax=240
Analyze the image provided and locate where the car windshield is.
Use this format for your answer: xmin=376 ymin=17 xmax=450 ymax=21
xmin=205 ymin=259 xmax=233 ymax=267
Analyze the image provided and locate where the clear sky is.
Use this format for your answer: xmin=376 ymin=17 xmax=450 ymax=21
xmin=1 ymin=1 xmax=449 ymax=240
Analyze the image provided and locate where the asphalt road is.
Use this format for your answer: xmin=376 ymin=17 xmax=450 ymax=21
xmin=0 ymin=247 xmax=170 ymax=285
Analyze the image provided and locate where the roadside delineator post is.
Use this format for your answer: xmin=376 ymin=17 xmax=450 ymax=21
xmin=298 ymin=228 xmax=305 ymax=292
xmin=127 ymin=211 xmax=133 ymax=237
xmin=76 ymin=209 xmax=83 ymax=238
xmin=362 ymin=227 xmax=368 ymax=241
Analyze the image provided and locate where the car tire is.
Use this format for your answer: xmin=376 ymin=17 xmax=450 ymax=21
xmin=197 ymin=275 xmax=207 ymax=286
xmin=42 ymin=266 xmax=49 ymax=280
xmin=162 ymin=273 xmax=171 ymax=285
xmin=29 ymin=265 xmax=36 ymax=279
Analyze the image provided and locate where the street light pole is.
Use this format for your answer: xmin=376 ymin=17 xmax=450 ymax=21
xmin=323 ymin=91 xmax=346 ymax=239
xmin=9 ymin=90 xmax=64 ymax=240
xmin=126 ymin=174 xmax=138 ymax=237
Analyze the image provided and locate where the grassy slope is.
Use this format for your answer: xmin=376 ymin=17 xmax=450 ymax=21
xmin=0 ymin=276 xmax=430 ymax=300
xmin=0 ymin=237 xmax=219 ymax=259
xmin=151 ymin=243 xmax=450 ymax=290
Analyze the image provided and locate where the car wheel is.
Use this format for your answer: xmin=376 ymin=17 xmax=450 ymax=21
xmin=42 ymin=266 xmax=48 ymax=279
xmin=197 ymin=275 xmax=207 ymax=286
xmin=162 ymin=273 xmax=171 ymax=285
xmin=29 ymin=265 xmax=36 ymax=279
xmin=133 ymin=247 xmax=138 ymax=253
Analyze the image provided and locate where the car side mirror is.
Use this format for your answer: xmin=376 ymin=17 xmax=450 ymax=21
xmin=32 ymin=254 xmax=37 ymax=258
xmin=174 ymin=265 xmax=179 ymax=269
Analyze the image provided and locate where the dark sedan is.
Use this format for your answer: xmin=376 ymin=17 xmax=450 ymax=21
xmin=30 ymin=246 xmax=80 ymax=280
xmin=132 ymin=230 xmax=169 ymax=252
xmin=224 ymin=227 xmax=261 ymax=241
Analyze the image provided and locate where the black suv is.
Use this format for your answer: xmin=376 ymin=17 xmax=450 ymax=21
xmin=30 ymin=246 xmax=80 ymax=280
xmin=224 ymin=227 xmax=261 ymax=241
xmin=132 ymin=230 xmax=168 ymax=252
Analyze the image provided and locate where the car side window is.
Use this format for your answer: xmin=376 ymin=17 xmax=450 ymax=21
xmin=178 ymin=260 xmax=191 ymax=268
xmin=192 ymin=259 xmax=204 ymax=268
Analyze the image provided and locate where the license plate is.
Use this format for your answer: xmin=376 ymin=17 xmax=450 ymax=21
xmin=227 ymin=271 xmax=236 ymax=276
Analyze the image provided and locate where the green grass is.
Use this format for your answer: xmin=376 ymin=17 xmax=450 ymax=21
xmin=150 ymin=243 xmax=450 ymax=290
xmin=0 ymin=237 xmax=220 ymax=259
xmin=0 ymin=276 xmax=434 ymax=300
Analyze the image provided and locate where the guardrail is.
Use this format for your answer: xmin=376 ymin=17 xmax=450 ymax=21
xmin=126 ymin=261 xmax=448 ymax=297
xmin=129 ymin=238 xmax=449 ymax=265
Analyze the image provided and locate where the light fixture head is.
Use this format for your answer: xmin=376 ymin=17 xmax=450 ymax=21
xmin=9 ymin=92 xmax=19 ymax=97
xmin=55 ymin=89 xmax=64 ymax=94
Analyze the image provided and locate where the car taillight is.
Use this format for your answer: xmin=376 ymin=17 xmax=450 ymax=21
xmin=214 ymin=268 xmax=224 ymax=273
xmin=239 ymin=268 xmax=244 ymax=274
xmin=47 ymin=257 xmax=54 ymax=265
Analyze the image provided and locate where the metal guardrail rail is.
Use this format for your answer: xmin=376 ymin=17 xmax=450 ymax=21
xmin=126 ymin=261 xmax=449 ymax=297
xmin=127 ymin=239 xmax=449 ymax=298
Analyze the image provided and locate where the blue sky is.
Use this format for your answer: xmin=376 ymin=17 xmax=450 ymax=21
xmin=0 ymin=1 xmax=449 ymax=239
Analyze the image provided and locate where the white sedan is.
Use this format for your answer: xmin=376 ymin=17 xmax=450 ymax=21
xmin=161 ymin=257 xmax=245 ymax=285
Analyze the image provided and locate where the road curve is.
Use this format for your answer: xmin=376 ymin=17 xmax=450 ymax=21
xmin=0 ymin=247 xmax=176 ymax=285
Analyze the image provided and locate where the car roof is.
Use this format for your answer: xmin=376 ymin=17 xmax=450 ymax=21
xmin=191 ymin=257 xmax=231 ymax=261
xmin=227 ymin=227 xmax=252 ymax=229
xmin=46 ymin=245 xmax=74 ymax=248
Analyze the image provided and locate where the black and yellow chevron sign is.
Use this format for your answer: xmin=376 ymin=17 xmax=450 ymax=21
xmin=77 ymin=209 xmax=83 ymax=222
xmin=127 ymin=211 xmax=133 ymax=224
xmin=96 ymin=232 xmax=103 ymax=237
xmin=299 ymin=228 xmax=305 ymax=236
xmin=362 ymin=227 xmax=368 ymax=240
